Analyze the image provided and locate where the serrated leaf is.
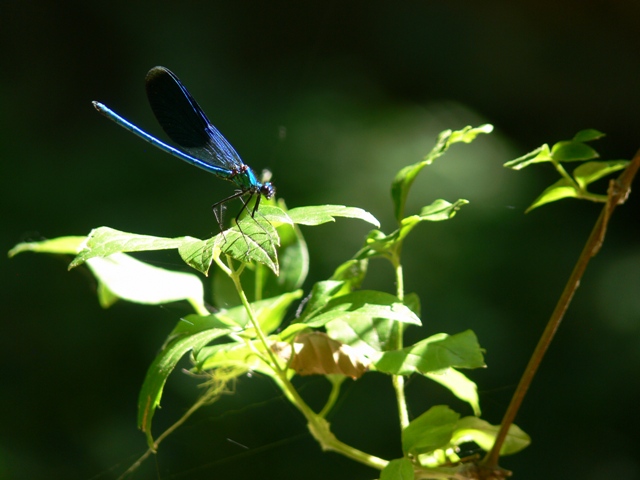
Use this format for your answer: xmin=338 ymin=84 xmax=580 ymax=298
xmin=525 ymin=178 xmax=578 ymax=213
xmin=426 ymin=368 xmax=480 ymax=416
xmin=303 ymin=291 xmax=422 ymax=328
xmin=138 ymin=328 xmax=230 ymax=448
xmin=220 ymin=215 xmax=280 ymax=275
xmin=573 ymin=129 xmax=605 ymax=143
xmin=212 ymin=219 xmax=308 ymax=308
xmin=451 ymin=417 xmax=530 ymax=455
xmin=288 ymin=205 xmax=380 ymax=227
xmin=402 ymin=405 xmax=460 ymax=456
xmin=179 ymin=236 xmax=220 ymax=276
xmin=8 ymin=236 xmax=86 ymax=257
xmin=85 ymin=253 xmax=206 ymax=311
xmin=380 ymin=458 xmax=415 ymax=480
xmin=392 ymin=125 xmax=492 ymax=221
xmin=573 ymin=160 xmax=630 ymax=189
xmin=551 ymin=140 xmax=598 ymax=162
xmin=374 ymin=330 xmax=484 ymax=375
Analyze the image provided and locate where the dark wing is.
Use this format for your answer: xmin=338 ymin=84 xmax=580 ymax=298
xmin=145 ymin=66 xmax=244 ymax=169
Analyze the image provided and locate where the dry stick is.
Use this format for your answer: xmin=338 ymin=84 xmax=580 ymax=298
xmin=481 ymin=149 xmax=640 ymax=470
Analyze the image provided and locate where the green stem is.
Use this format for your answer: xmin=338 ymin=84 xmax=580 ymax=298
xmin=392 ymin=256 xmax=410 ymax=430
xmin=227 ymin=255 xmax=389 ymax=471
xmin=318 ymin=377 xmax=344 ymax=418
xmin=552 ymin=160 xmax=579 ymax=188
xmin=228 ymin=257 xmax=283 ymax=373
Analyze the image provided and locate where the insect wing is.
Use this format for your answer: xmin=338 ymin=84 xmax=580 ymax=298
xmin=145 ymin=66 xmax=244 ymax=170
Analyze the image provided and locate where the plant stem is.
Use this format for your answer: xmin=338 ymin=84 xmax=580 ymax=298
xmin=482 ymin=149 xmax=640 ymax=469
xmin=229 ymin=258 xmax=283 ymax=373
xmin=229 ymin=255 xmax=389 ymax=471
xmin=392 ymin=257 xmax=410 ymax=429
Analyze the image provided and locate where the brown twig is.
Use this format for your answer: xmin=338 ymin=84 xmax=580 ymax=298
xmin=481 ymin=148 xmax=640 ymax=470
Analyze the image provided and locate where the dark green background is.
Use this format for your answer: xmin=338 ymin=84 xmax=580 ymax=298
xmin=3 ymin=2 xmax=640 ymax=479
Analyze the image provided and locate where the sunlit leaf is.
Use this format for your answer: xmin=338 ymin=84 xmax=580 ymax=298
xmin=356 ymin=199 xmax=468 ymax=261
xmin=503 ymin=144 xmax=552 ymax=170
xmin=195 ymin=340 xmax=270 ymax=374
xmin=426 ymin=368 xmax=480 ymax=416
xmin=402 ymin=405 xmax=460 ymax=456
xmin=85 ymin=253 xmax=206 ymax=311
xmin=8 ymin=236 xmax=86 ymax=257
xmin=303 ymin=290 xmax=422 ymax=328
xmin=288 ymin=205 xmax=380 ymax=227
xmin=221 ymin=215 xmax=280 ymax=275
xmin=138 ymin=328 xmax=230 ymax=448
xmin=392 ymin=124 xmax=492 ymax=221
xmin=525 ymin=178 xmax=578 ymax=213
xmin=418 ymin=199 xmax=469 ymax=222
xmin=380 ymin=458 xmax=415 ymax=480
xmin=374 ymin=330 xmax=484 ymax=375
xmin=179 ymin=236 xmax=221 ymax=276
xmin=295 ymin=280 xmax=350 ymax=323
xmin=573 ymin=129 xmax=605 ymax=143
xmin=551 ymin=141 xmax=598 ymax=162
xmin=573 ymin=160 xmax=630 ymax=189
xmin=450 ymin=417 xmax=530 ymax=455
xmin=68 ymin=226 xmax=200 ymax=268
xmin=325 ymin=315 xmax=393 ymax=357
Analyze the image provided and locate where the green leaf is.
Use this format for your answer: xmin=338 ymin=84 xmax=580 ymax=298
xmin=238 ymin=290 xmax=304 ymax=336
xmin=551 ymin=141 xmax=598 ymax=162
xmin=303 ymin=291 xmax=422 ymax=328
xmin=573 ymin=160 xmax=630 ymax=189
xmin=450 ymin=416 xmax=530 ymax=455
xmin=84 ymin=253 xmax=206 ymax=311
xmin=288 ymin=205 xmax=380 ymax=227
xmin=195 ymin=340 xmax=269 ymax=374
xmin=418 ymin=199 xmax=469 ymax=222
xmin=170 ymin=311 xmax=243 ymax=338
xmin=426 ymin=368 xmax=480 ymax=416
xmin=220 ymin=214 xmax=280 ymax=275
xmin=403 ymin=293 xmax=421 ymax=318
xmin=374 ymin=330 xmax=485 ymax=375
xmin=325 ymin=316 xmax=394 ymax=357
xmin=250 ymin=204 xmax=293 ymax=227
xmin=179 ymin=236 xmax=220 ymax=276
xmin=179 ymin=290 xmax=303 ymax=339
xmin=380 ymin=458 xmax=415 ymax=480
xmin=503 ymin=144 xmax=552 ymax=170
xmin=68 ymin=227 xmax=199 ymax=269
xmin=402 ymin=405 xmax=460 ymax=456
xmin=212 ymin=216 xmax=308 ymax=308
xmin=138 ymin=328 xmax=230 ymax=448
xmin=295 ymin=280 xmax=350 ymax=323
xmin=572 ymin=129 xmax=605 ymax=143
xmin=8 ymin=236 xmax=86 ymax=257
xmin=357 ymin=199 xmax=468 ymax=260
xmin=525 ymin=178 xmax=578 ymax=213
xmin=392 ymin=124 xmax=492 ymax=221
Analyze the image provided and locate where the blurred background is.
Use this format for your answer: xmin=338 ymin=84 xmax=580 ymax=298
xmin=2 ymin=1 xmax=640 ymax=479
